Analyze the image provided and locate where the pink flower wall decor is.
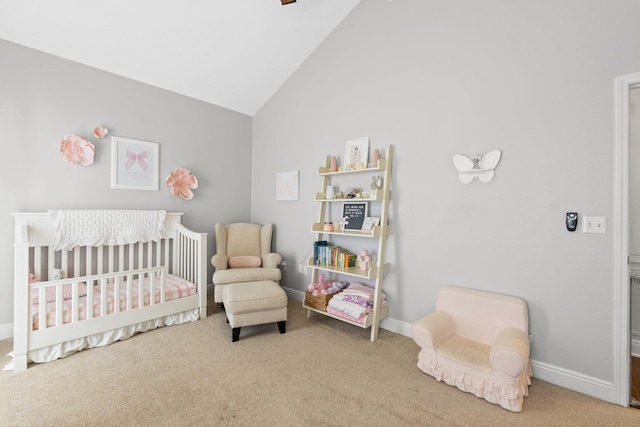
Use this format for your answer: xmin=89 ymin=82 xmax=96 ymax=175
xmin=92 ymin=126 xmax=109 ymax=139
xmin=60 ymin=134 xmax=95 ymax=165
xmin=166 ymin=167 xmax=199 ymax=200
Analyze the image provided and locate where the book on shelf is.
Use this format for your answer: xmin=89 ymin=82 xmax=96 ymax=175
xmin=313 ymin=242 xmax=356 ymax=268
xmin=313 ymin=240 xmax=330 ymax=264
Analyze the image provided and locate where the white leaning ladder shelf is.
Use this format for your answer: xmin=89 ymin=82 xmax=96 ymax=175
xmin=303 ymin=145 xmax=393 ymax=342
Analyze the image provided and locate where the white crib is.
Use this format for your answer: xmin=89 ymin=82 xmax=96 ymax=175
xmin=10 ymin=211 xmax=207 ymax=372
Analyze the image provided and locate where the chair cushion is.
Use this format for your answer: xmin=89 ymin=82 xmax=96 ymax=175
xmin=213 ymin=267 xmax=281 ymax=285
xmin=228 ymin=255 xmax=262 ymax=268
xmin=438 ymin=336 xmax=491 ymax=372
xmin=223 ymin=281 xmax=287 ymax=314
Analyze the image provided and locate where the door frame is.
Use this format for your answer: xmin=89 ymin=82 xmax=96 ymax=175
xmin=614 ymin=72 xmax=640 ymax=406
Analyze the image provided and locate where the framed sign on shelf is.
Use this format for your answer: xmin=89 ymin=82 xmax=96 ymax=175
xmin=342 ymin=202 xmax=368 ymax=231
xmin=110 ymin=136 xmax=159 ymax=191
xmin=361 ymin=217 xmax=380 ymax=233
xmin=344 ymin=137 xmax=369 ymax=170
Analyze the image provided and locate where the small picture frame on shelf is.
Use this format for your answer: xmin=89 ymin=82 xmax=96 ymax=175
xmin=342 ymin=202 xmax=368 ymax=231
xmin=344 ymin=137 xmax=369 ymax=170
xmin=361 ymin=217 xmax=380 ymax=233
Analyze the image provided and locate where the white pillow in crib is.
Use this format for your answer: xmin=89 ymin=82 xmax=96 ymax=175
xmin=228 ymin=256 xmax=262 ymax=268
xmin=32 ymin=283 xmax=88 ymax=304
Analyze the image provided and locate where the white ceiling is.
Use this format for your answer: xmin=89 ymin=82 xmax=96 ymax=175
xmin=0 ymin=0 xmax=360 ymax=116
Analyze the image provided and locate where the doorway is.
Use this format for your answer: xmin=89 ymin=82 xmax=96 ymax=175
xmin=630 ymin=86 xmax=640 ymax=406
xmin=614 ymin=72 xmax=640 ymax=407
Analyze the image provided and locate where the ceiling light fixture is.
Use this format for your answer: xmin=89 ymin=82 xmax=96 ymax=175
xmin=281 ymin=0 xmax=296 ymax=4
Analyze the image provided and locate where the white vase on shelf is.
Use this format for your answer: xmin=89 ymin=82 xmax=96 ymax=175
xmin=325 ymin=185 xmax=335 ymax=199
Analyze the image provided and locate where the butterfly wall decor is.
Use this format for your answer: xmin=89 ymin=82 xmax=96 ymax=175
xmin=453 ymin=150 xmax=501 ymax=184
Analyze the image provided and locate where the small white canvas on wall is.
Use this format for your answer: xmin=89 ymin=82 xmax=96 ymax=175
xmin=276 ymin=170 xmax=299 ymax=201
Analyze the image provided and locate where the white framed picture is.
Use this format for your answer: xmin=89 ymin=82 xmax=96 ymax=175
xmin=111 ymin=136 xmax=159 ymax=191
xmin=344 ymin=137 xmax=369 ymax=170
xmin=361 ymin=217 xmax=380 ymax=233
xmin=276 ymin=170 xmax=299 ymax=201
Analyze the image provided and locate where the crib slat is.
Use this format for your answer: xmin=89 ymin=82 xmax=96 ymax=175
xmin=175 ymin=235 xmax=181 ymax=277
xmin=149 ymin=272 xmax=155 ymax=306
xmin=100 ymin=277 xmax=107 ymax=316
xmin=71 ymin=281 xmax=79 ymax=323
xmin=190 ymin=239 xmax=196 ymax=282
xmin=146 ymin=242 xmax=152 ymax=268
xmin=161 ymin=269 xmax=166 ymax=303
xmin=118 ymin=245 xmax=125 ymax=273
xmin=138 ymin=243 xmax=144 ymax=270
xmin=97 ymin=246 xmax=104 ymax=275
xmin=86 ymin=246 xmax=93 ymax=276
xmin=138 ymin=271 xmax=145 ymax=308
xmin=73 ymin=247 xmax=81 ymax=277
xmin=87 ymin=278 xmax=94 ymax=319
xmin=165 ymin=239 xmax=171 ymax=274
xmin=126 ymin=274 xmax=133 ymax=311
xmin=48 ymin=247 xmax=55 ymax=280
xmin=55 ymin=285 xmax=63 ymax=327
xmin=38 ymin=287 xmax=47 ymax=331
xmin=61 ymin=250 xmax=68 ymax=279
xmin=182 ymin=236 xmax=188 ymax=280
xmin=126 ymin=243 xmax=132 ymax=272
xmin=108 ymin=246 xmax=115 ymax=274
xmin=113 ymin=276 xmax=120 ymax=314
xmin=33 ymin=248 xmax=42 ymax=280
xmin=182 ymin=237 xmax=188 ymax=281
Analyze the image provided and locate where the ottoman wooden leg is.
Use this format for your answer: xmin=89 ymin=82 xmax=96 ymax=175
xmin=232 ymin=327 xmax=241 ymax=342
xmin=277 ymin=321 xmax=286 ymax=334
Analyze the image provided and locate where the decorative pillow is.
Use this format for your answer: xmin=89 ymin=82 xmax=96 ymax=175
xmin=32 ymin=283 xmax=88 ymax=304
xmin=228 ymin=256 xmax=262 ymax=268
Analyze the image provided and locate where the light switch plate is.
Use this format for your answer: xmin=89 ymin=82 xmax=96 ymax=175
xmin=582 ymin=216 xmax=606 ymax=234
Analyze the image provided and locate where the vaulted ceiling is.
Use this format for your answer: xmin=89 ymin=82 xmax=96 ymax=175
xmin=0 ymin=0 xmax=360 ymax=116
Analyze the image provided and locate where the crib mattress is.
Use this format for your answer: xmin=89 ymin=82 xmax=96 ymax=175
xmin=32 ymin=274 xmax=197 ymax=330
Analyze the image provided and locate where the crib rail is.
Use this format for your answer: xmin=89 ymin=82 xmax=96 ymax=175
xmin=29 ymin=239 xmax=172 ymax=281
xmin=30 ymin=266 xmax=168 ymax=332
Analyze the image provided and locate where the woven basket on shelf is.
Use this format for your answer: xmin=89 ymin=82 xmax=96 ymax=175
xmin=304 ymin=290 xmax=340 ymax=311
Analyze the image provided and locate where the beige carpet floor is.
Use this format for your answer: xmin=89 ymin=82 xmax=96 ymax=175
xmin=1 ymin=300 xmax=639 ymax=426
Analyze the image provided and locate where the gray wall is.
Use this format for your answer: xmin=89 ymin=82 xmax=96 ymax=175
xmin=0 ymin=39 xmax=252 ymax=331
xmin=252 ymin=0 xmax=640 ymax=389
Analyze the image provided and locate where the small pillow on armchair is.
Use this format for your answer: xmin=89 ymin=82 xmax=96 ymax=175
xmin=228 ymin=256 xmax=262 ymax=268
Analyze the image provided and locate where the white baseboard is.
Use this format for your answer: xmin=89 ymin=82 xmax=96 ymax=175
xmin=531 ymin=360 xmax=614 ymax=402
xmin=0 ymin=323 xmax=12 ymax=341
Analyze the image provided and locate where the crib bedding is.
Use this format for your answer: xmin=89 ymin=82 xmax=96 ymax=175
xmin=32 ymin=274 xmax=197 ymax=330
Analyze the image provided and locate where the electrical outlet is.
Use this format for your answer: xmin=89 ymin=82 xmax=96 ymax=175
xmin=280 ymin=260 xmax=287 ymax=270
xmin=297 ymin=264 xmax=303 ymax=274
xmin=582 ymin=216 xmax=606 ymax=234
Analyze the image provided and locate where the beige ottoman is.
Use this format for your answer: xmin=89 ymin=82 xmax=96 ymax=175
xmin=222 ymin=280 xmax=288 ymax=342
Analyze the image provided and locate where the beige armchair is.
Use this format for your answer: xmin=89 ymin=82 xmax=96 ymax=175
xmin=211 ymin=223 xmax=282 ymax=304
xmin=411 ymin=285 xmax=532 ymax=412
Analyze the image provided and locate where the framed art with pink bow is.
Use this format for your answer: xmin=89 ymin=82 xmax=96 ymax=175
xmin=110 ymin=136 xmax=159 ymax=191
